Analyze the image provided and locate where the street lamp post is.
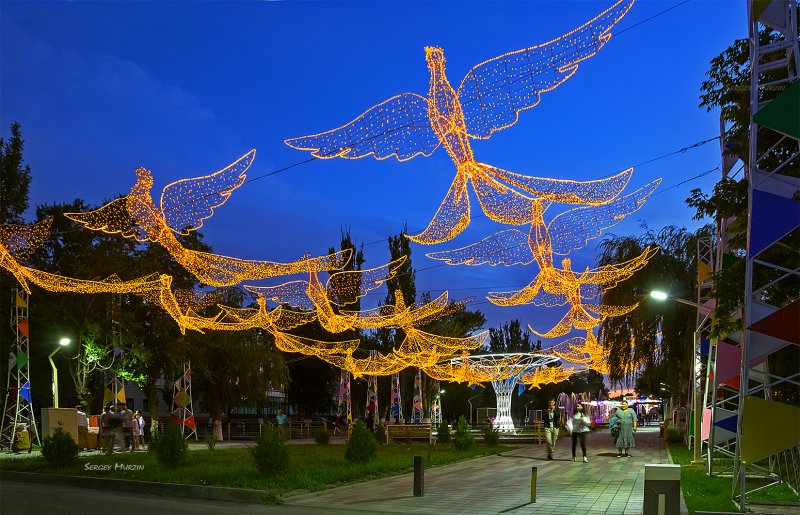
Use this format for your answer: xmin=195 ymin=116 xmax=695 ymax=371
xmin=48 ymin=338 xmax=71 ymax=408
xmin=650 ymin=291 xmax=711 ymax=465
xmin=467 ymin=391 xmax=483 ymax=427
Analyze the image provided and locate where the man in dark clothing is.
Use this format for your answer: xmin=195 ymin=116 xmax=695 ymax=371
xmin=543 ymin=399 xmax=562 ymax=460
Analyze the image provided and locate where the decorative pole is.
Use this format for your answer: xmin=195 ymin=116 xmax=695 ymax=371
xmin=412 ymin=369 xmax=424 ymax=423
xmin=390 ymin=372 xmax=403 ymax=423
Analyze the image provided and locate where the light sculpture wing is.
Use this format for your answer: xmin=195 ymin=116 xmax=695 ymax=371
xmin=0 ymin=217 xmax=53 ymax=294
xmin=286 ymin=0 xmax=636 ymax=243
xmin=428 ymin=179 xmax=660 ymax=336
xmin=66 ymin=151 xmax=352 ymax=286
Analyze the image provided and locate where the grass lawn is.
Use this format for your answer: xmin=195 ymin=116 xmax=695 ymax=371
xmin=0 ymin=442 xmax=512 ymax=500
xmin=669 ymin=442 xmax=798 ymax=514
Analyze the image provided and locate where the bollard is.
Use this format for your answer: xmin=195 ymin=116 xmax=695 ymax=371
xmin=643 ymin=464 xmax=681 ymax=515
xmin=530 ymin=466 xmax=537 ymax=503
xmin=413 ymin=455 xmax=424 ymax=496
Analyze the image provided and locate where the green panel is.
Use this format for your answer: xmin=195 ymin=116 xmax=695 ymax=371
xmin=16 ymin=349 xmax=27 ymax=370
xmin=754 ymin=81 xmax=800 ymax=139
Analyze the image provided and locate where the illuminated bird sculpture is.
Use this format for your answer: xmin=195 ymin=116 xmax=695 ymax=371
xmin=245 ymin=256 xmax=407 ymax=333
xmin=0 ymin=217 xmax=53 ymax=294
xmin=286 ymin=0 xmax=635 ymax=243
xmin=66 ymin=150 xmax=351 ymax=286
xmin=427 ymin=179 xmax=660 ymax=337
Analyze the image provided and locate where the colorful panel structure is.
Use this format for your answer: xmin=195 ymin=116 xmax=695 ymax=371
xmin=734 ymin=1 xmax=800 ymax=509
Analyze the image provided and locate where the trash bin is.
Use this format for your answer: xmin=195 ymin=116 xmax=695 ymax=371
xmin=643 ymin=464 xmax=681 ymax=515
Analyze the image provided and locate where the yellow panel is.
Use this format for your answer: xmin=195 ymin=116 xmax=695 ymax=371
xmin=742 ymin=396 xmax=800 ymax=464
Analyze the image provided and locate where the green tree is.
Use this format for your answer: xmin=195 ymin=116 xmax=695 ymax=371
xmin=487 ymin=320 xmax=531 ymax=353
xmin=25 ymin=200 xmax=139 ymax=411
xmin=0 ymin=122 xmax=32 ymax=225
xmin=190 ymin=288 xmax=289 ymax=421
xmin=596 ymin=225 xmax=708 ymax=397
xmin=0 ymin=122 xmax=33 ymax=405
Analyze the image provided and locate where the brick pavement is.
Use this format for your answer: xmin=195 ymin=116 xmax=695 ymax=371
xmin=284 ymin=426 xmax=674 ymax=515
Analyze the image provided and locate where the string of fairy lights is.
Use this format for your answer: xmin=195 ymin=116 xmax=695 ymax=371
xmin=2 ymin=0 xmax=713 ymax=385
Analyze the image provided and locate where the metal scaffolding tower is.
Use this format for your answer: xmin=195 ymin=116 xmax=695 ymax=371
xmin=1 ymin=289 xmax=40 ymax=449
xmin=734 ymin=1 xmax=800 ymax=509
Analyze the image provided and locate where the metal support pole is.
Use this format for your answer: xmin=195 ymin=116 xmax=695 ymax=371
xmin=48 ymin=347 xmax=61 ymax=408
xmin=693 ymin=329 xmax=703 ymax=464
xmin=413 ymin=455 xmax=424 ymax=496
xmin=530 ymin=466 xmax=537 ymax=503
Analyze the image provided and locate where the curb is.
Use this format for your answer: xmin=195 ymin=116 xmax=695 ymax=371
xmin=0 ymin=470 xmax=271 ymax=505
xmin=663 ymin=436 xmax=690 ymax=515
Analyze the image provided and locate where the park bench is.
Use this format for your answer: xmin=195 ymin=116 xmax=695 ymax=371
xmin=385 ymin=424 xmax=436 ymax=445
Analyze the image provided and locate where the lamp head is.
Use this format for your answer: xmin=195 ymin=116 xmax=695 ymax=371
xmin=650 ymin=290 xmax=669 ymax=301
xmin=59 ymin=338 xmax=71 ymax=346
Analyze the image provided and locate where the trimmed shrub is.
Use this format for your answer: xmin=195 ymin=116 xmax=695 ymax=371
xmin=157 ymin=421 xmax=188 ymax=469
xmin=374 ymin=423 xmax=387 ymax=445
xmin=345 ymin=419 xmax=378 ymax=463
xmin=666 ymin=427 xmax=683 ymax=444
xmin=204 ymin=432 xmax=217 ymax=450
xmin=148 ymin=420 xmax=161 ymax=452
xmin=250 ymin=427 xmax=290 ymax=476
xmin=482 ymin=424 xmax=500 ymax=446
xmin=42 ymin=426 xmax=79 ymax=467
xmin=314 ymin=426 xmax=330 ymax=445
xmin=436 ymin=420 xmax=451 ymax=444
xmin=452 ymin=415 xmax=475 ymax=451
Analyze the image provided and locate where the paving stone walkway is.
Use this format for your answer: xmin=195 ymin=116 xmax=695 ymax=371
xmin=284 ymin=426 xmax=673 ymax=515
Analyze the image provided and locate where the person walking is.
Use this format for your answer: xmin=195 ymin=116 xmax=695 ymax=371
xmin=100 ymin=405 xmax=116 ymax=454
xmin=76 ymin=405 xmax=90 ymax=451
xmin=276 ymin=409 xmax=288 ymax=437
xmin=571 ymin=403 xmax=591 ymax=463
xmin=133 ymin=410 xmax=145 ymax=450
xmin=543 ymin=399 xmax=561 ymax=460
xmin=615 ymin=400 xmax=637 ymax=457
xmin=119 ymin=404 xmax=135 ymax=451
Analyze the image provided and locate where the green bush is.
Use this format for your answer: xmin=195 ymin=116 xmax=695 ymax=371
xmin=345 ymin=419 xmax=378 ymax=463
xmin=148 ymin=420 xmax=161 ymax=452
xmin=314 ymin=426 xmax=330 ymax=445
xmin=482 ymin=424 xmax=500 ymax=446
xmin=41 ymin=426 xmax=79 ymax=467
xmin=436 ymin=420 xmax=451 ymax=444
xmin=204 ymin=432 xmax=217 ymax=450
xmin=452 ymin=416 xmax=475 ymax=451
xmin=157 ymin=422 xmax=188 ymax=469
xmin=666 ymin=427 xmax=683 ymax=444
xmin=374 ymin=423 xmax=387 ymax=445
xmin=250 ymin=427 xmax=290 ymax=476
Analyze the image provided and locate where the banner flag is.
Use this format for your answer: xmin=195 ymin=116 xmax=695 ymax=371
xmin=749 ymin=189 xmax=800 ymax=258
xmin=749 ymin=298 xmax=799 ymax=346
xmin=754 ymin=80 xmax=800 ymax=139
xmin=20 ymin=381 xmax=31 ymax=402
xmin=714 ymin=341 xmax=741 ymax=389
xmin=742 ymin=396 xmax=800 ymax=463
xmin=17 ymin=318 xmax=29 ymax=339
xmin=16 ymin=348 xmax=28 ymax=370
xmin=698 ymin=258 xmax=712 ymax=284
xmin=103 ymin=387 xmax=115 ymax=406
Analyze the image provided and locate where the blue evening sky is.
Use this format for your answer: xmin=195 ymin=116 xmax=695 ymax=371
xmin=1 ymin=1 xmax=745 ymax=343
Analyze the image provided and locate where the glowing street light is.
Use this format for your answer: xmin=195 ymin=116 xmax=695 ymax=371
xmin=649 ymin=290 xmax=709 ymax=464
xmin=650 ymin=290 xmax=669 ymax=301
xmin=49 ymin=338 xmax=71 ymax=408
